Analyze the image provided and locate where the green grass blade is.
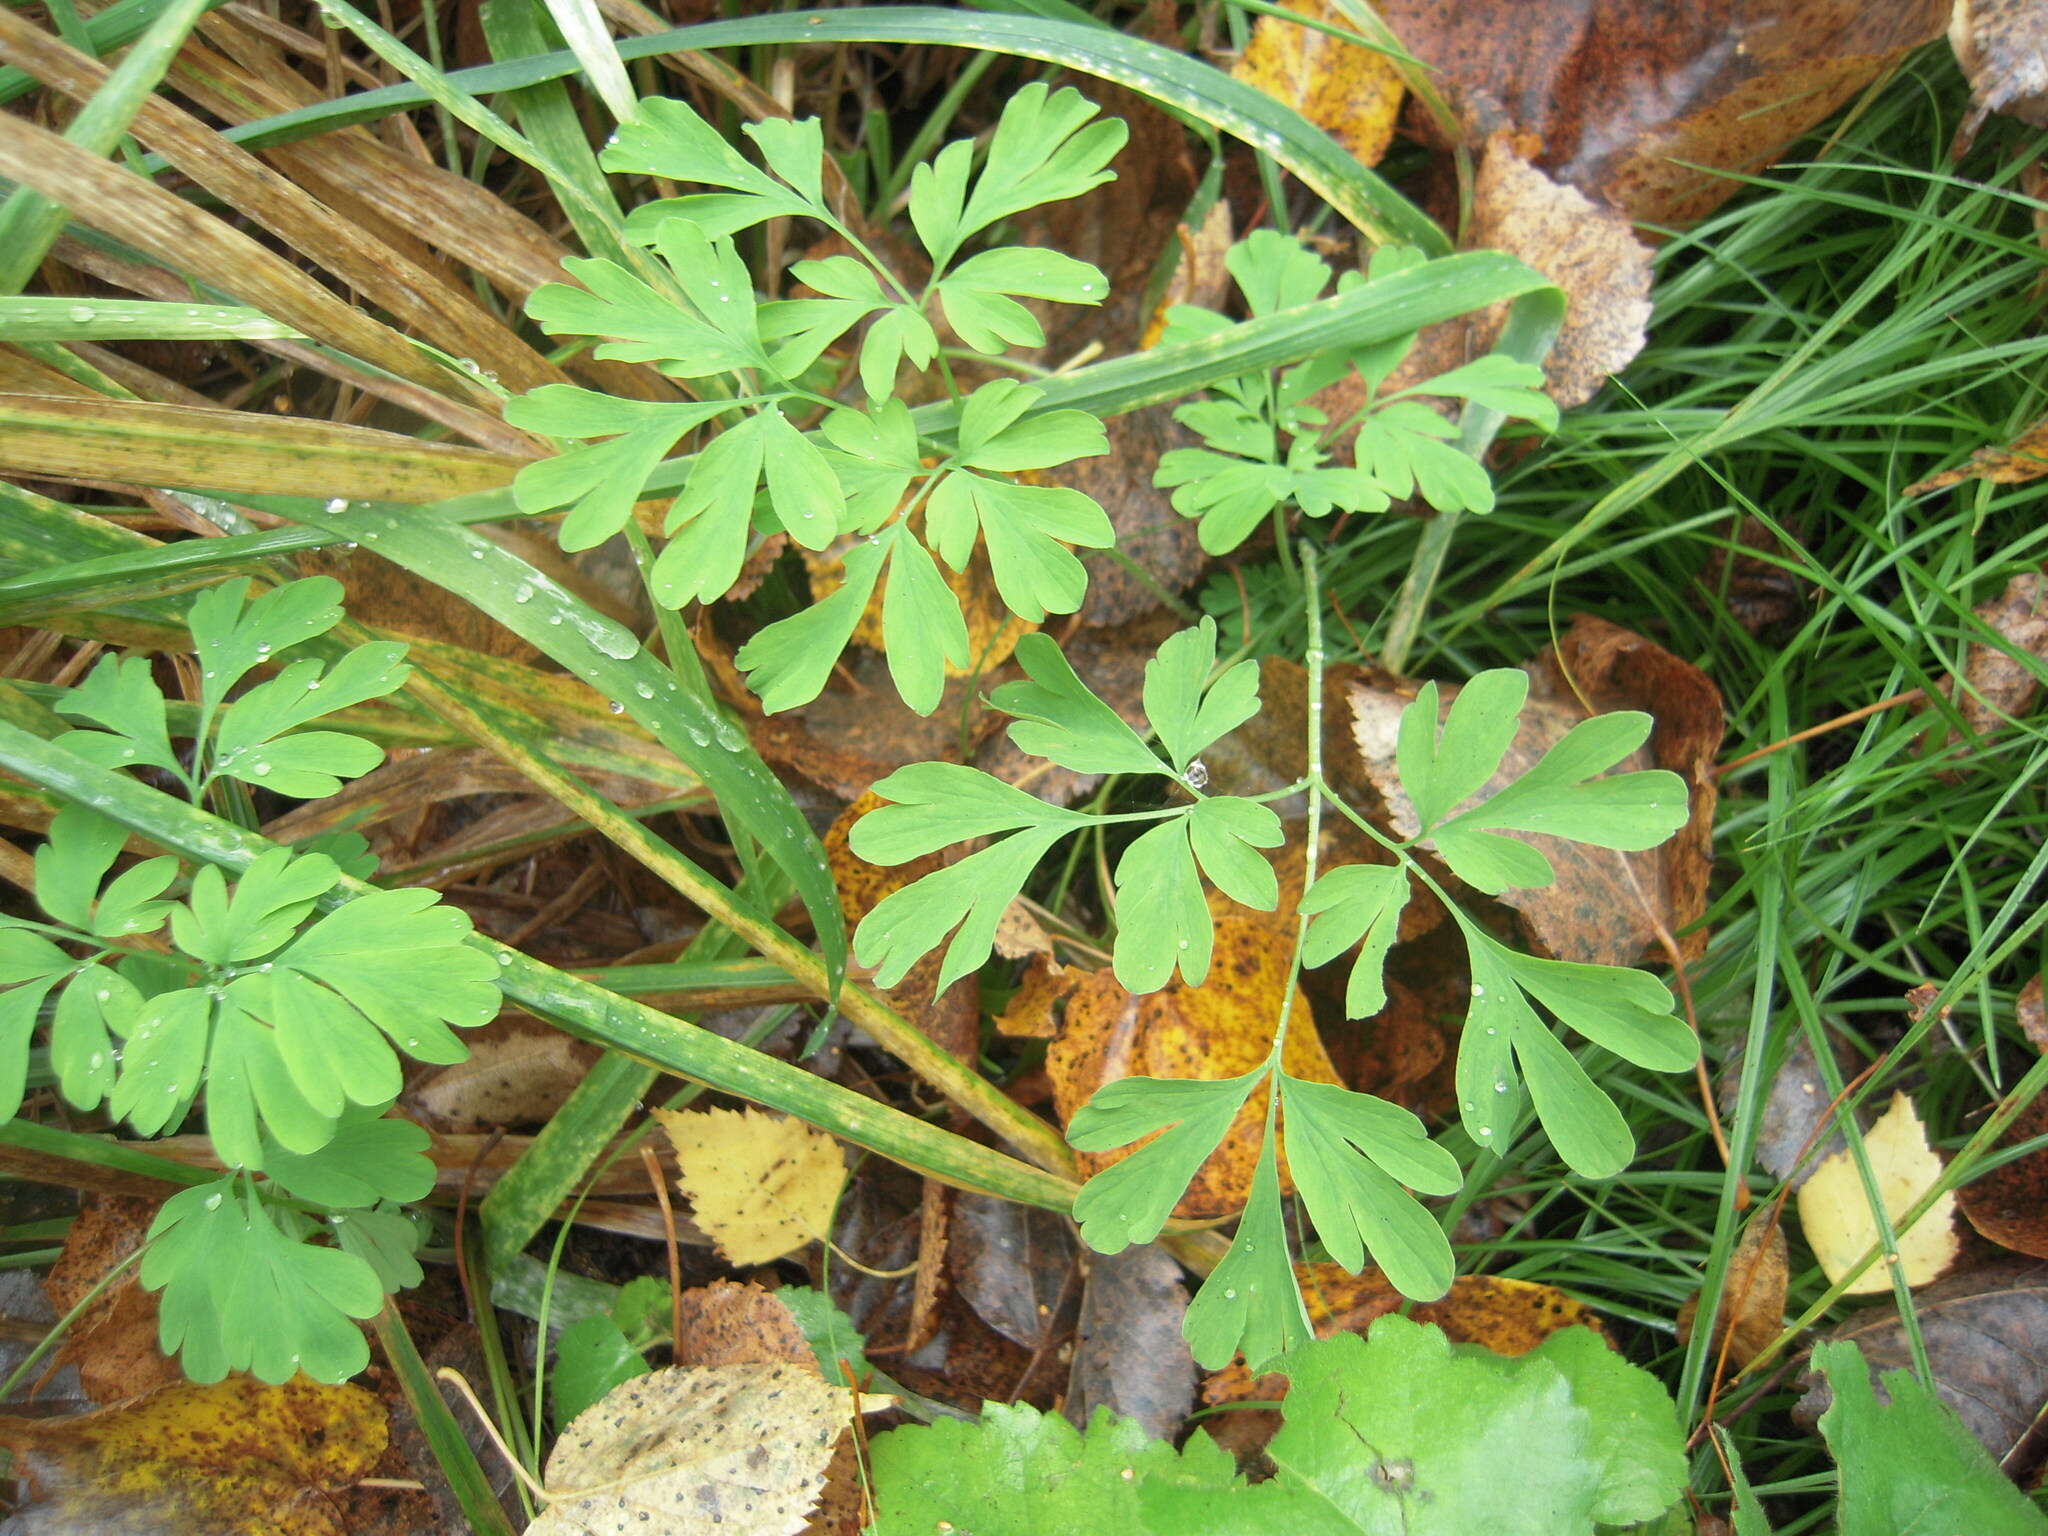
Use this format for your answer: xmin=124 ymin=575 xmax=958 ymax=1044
xmin=370 ymin=1306 xmax=520 ymax=1536
xmin=172 ymin=7 xmax=1446 ymax=250
xmin=299 ymin=501 xmax=848 ymax=994
xmin=0 ymin=298 xmax=303 ymax=342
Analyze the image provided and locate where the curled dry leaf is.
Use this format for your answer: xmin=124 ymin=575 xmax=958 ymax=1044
xmin=950 ymin=1193 xmax=1078 ymax=1351
xmin=1794 ymin=1258 xmax=2048 ymax=1463
xmin=995 ymin=954 xmax=1077 ymax=1039
xmin=1677 ymin=1220 xmax=1790 ymax=1372
xmin=1230 ymin=0 xmax=1405 ymax=166
xmin=1066 ymin=1245 xmax=1197 ymax=1442
xmin=1377 ymin=0 xmax=1949 ymax=226
xmin=1047 ymin=916 xmax=1340 ymax=1218
xmin=407 ymin=1020 xmax=597 ymax=1132
xmin=1959 ymin=1087 xmax=2048 ymax=1260
xmin=2021 ymin=974 xmax=2048 ymax=1055
xmin=1348 ymin=616 xmax=1722 ymax=967
xmin=0 ymin=1377 xmax=386 ymax=1536
xmin=1950 ymin=0 xmax=2048 ymax=145
xmin=528 ymin=1364 xmax=884 ymax=1536
xmin=1934 ymin=570 xmax=2048 ymax=751
xmin=1912 ymin=417 xmax=2048 ymax=493
xmin=654 ymin=1107 xmax=847 ymax=1268
xmin=1796 ymin=1092 xmax=1961 ymax=1294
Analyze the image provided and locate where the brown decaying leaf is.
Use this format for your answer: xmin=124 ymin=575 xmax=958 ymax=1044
xmin=1796 ymin=1091 xmax=1961 ymax=1294
xmin=1698 ymin=515 xmax=1812 ymax=636
xmin=950 ymin=1193 xmax=1078 ymax=1351
xmin=43 ymin=1194 xmax=179 ymax=1404
xmin=1066 ymin=1245 xmax=1197 ymax=1442
xmin=1231 ymin=0 xmax=1405 ymax=166
xmin=1377 ymin=0 xmax=1949 ymax=227
xmin=1951 ymin=0 xmax=2048 ymax=145
xmin=1046 ymin=409 xmax=1208 ymax=629
xmin=1349 ymin=616 xmax=1722 ymax=967
xmin=1912 ymin=419 xmax=2048 ymax=493
xmin=407 ymin=1021 xmax=598 ymax=1132
xmin=1935 ymin=571 xmax=2048 ymax=750
xmin=0 ymin=1377 xmax=387 ymax=1536
xmin=1960 ymin=1086 xmax=2048 ymax=1260
xmin=1676 ymin=1220 xmax=1789 ymax=1372
xmin=2021 ymin=974 xmax=2048 ymax=1054
xmin=655 ymin=1107 xmax=848 ymax=1268
xmin=995 ymin=954 xmax=1078 ymax=1039
xmin=1795 ymin=1258 xmax=2048 ymax=1463
xmin=675 ymin=1282 xmax=814 ymax=1369
xmin=1047 ymin=917 xmax=1340 ymax=1219
xmin=1721 ymin=1032 xmax=1849 ymax=1190
xmin=1467 ymin=136 xmax=1653 ymax=409
xmin=529 ymin=1364 xmax=870 ymax=1536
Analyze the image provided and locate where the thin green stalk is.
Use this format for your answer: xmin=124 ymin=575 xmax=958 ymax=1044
xmin=373 ymin=1305 xmax=520 ymax=1536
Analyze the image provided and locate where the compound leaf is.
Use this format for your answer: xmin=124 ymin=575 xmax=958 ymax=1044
xmin=733 ymin=536 xmax=885 ymax=712
xmin=1068 ymin=1069 xmax=1264 ymax=1251
xmin=1298 ymin=863 xmax=1408 ymax=1019
xmin=1182 ymin=1137 xmax=1312 ymax=1371
xmin=142 ymin=1179 xmax=382 ymax=1385
xmin=1112 ymin=816 xmax=1210 ymax=992
xmin=1143 ymin=619 xmax=1261 ymax=776
xmin=855 ymin=825 xmax=1074 ymax=992
xmin=259 ymin=1106 xmax=436 ymax=1208
xmin=988 ymin=632 xmax=1160 ymax=776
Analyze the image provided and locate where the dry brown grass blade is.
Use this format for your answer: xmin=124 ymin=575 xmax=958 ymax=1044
xmin=0 ymin=9 xmax=569 ymax=398
xmin=0 ymin=393 xmax=524 ymax=501
xmin=0 ymin=113 xmax=524 ymax=444
xmin=46 ymin=232 xmax=534 ymax=449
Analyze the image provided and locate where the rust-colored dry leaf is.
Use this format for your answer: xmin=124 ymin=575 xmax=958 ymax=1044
xmin=1676 ymin=1220 xmax=1789 ymax=1371
xmin=1797 ymin=1091 xmax=1961 ymax=1293
xmin=1047 ymin=918 xmax=1339 ymax=1218
xmin=654 ymin=1107 xmax=848 ymax=1267
xmin=407 ymin=1021 xmax=597 ymax=1132
xmin=1465 ymin=136 xmax=1653 ymax=409
xmin=1960 ymin=1087 xmax=2048 ymax=1260
xmin=1911 ymin=420 xmax=2048 ymax=494
xmin=1378 ymin=0 xmax=1948 ymax=227
xmin=1140 ymin=201 xmax=1235 ymax=350
xmin=1794 ymin=1258 xmax=2048 ymax=1462
xmin=1951 ymin=0 xmax=2048 ymax=144
xmin=1232 ymin=0 xmax=1405 ymax=166
xmin=1697 ymin=514 xmax=1812 ymax=636
xmin=1350 ymin=977 xmax=1447 ymax=1110
xmin=0 ymin=1377 xmax=386 ymax=1536
xmin=675 ymin=1282 xmax=814 ymax=1368
xmin=2022 ymin=974 xmax=2048 ymax=1054
xmin=1348 ymin=617 xmax=1722 ymax=966
xmin=1941 ymin=570 xmax=2048 ymax=747
xmin=43 ymin=1194 xmax=178 ymax=1404
xmin=992 ymin=899 xmax=1054 ymax=961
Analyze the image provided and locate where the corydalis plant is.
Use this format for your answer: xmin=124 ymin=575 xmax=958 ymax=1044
xmin=0 ymin=576 xmax=496 ymax=1381
xmin=851 ymin=594 xmax=1697 ymax=1368
xmin=1156 ymin=234 xmax=1558 ymax=554
xmin=506 ymin=84 xmax=1125 ymax=716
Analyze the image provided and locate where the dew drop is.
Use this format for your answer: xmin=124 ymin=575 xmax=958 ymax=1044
xmin=1176 ymin=938 xmax=1190 ymax=950
xmin=1183 ymin=759 xmax=1209 ymax=791
xmin=634 ymin=683 xmax=655 ymax=699
xmin=1461 ymin=1101 xmax=1475 ymax=1113
xmin=1223 ymin=1288 xmax=1237 ymax=1300
xmin=607 ymin=700 xmax=626 ymax=715
xmin=1470 ymin=983 xmax=1485 ymax=997
xmin=305 ymin=679 xmax=320 ymax=690
xmin=253 ymin=763 xmax=271 ymax=776
xmin=203 ymin=1192 xmax=223 ymax=1210
xmin=1484 ymin=1026 xmax=1498 ymax=1036
xmin=548 ymin=614 xmax=564 ymax=626
xmin=470 ymin=548 xmax=485 ymax=560
xmin=684 ymin=725 xmax=711 ymax=748
xmin=712 ymin=718 xmax=747 ymax=751
xmin=1477 ymin=1126 xmax=1493 ymax=1137
xmin=497 ymin=953 xmax=512 ymax=966
xmin=88 ymin=1052 xmax=103 ymax=1069
xmin=324 ymin=497 xmax=349 ymax=514
xmin=1493 ymin=1080 xmax=1508 ymax=1093
xmin=513 ymin=584 xmax=534 ymax=604
xmin=68 ymin=304 xmax=94 ymax=322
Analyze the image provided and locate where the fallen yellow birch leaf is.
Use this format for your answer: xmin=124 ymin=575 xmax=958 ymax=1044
xmin=654 ymin=1106 xmax=847 ymax=1266
xmin=1797 ymin=1091 xmax=1959 ymax=1294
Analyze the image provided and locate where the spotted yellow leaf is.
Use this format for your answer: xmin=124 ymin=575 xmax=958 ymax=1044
xmin=654 ymin=1107 xmax=847 ymax=1266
